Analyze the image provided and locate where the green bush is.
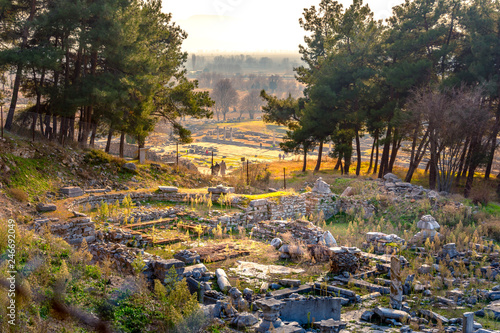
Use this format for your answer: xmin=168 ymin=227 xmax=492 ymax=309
xmin=84 ymin=265 xmax=101 ymax=279
xmin=84 ymin=149 xmax=125 ymax=166
xmin=114 ymin=300 xmax=150 ymax=333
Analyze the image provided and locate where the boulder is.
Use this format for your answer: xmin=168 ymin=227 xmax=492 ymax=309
xmin=231 ymin=312 xmax=258 ymax=328
xmin=271 ymin=238 xmax=283 ymax=249
xmin=383 ymin=173 xmax=400 ymax=182
xmin=319 ymin=231 xmax=337 ymax=247
xmin=174 ymin=249 xmax=200 ymax=264
xmin=477 ymin=300 xmax=500 ymax=321
xmin=439 ymin=243 xmax=459 ymax=259
xmin=228 ymin=287 xmax=242 ymax=300
xmin=340 ymin=186 xmax=355 ymax=197
xmin=36 ymin=203 xmax=57 ymax=212
xmin=312 ymin=177 xmax=331 ymax=194
xmin=418 ymin=264 xmax=432 ymax=274
xmin=122 ymin=162 xmax=137 ymax=171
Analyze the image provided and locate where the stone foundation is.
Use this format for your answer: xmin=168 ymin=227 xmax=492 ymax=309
xmin=33 ymin=217 xmax=95 ymax=245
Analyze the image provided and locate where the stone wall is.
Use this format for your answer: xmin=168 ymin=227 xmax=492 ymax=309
xmin=250 ymin=219 xmax=327 ymax=245
xmin=68 ymin=189 xmax=337 ymax=229
xmin=303 ymin=192 xmax=337 ymax=219
xmin=88 ymin=241 xmax=185 ymax=279
xmin=33 ymin=217 xmax=96 ymax=245
xmin=269 ymin=194 xmax=307 ymax=221
xmin=279 ymin=296 xmax=342 ymax=325
xmin=245 ymin=195 xmax=308 ymax=224
xmin=69 ymin=191 xmax=222 ymax=210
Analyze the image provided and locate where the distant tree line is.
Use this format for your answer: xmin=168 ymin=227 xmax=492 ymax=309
xmin=0 ymin=0 xmax=213 ymax=153
xmin=261 ymin=0 xmax=500 ymax=197
xmin=197 ymin=72 xmax=303 ymax=121
xmin=188 ymin=54 xmax=300 ymax=74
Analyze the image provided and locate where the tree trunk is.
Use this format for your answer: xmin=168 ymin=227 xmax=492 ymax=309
xmin=355 ymin=130 xmax=361 ymax=176
xmin=333 ymin=157 xmax=340 ymax=170
xmin=378 ymin=125 xmax=392 ymax=178
xmin=405 ymin=137 xmax=429 ymax=183
xmin=58 ymin=117 xmax=66 ymax=144
xmin=105 ymin=127 xmax=113 ymax=153
xmin=344 ymin=141 xmax=352 ymax=175
xmin=90 ymin=122 xmax=97 ymax=148
xmin=464 ymin=162 xmax=476 ymax=198
xmin=461 ymin=141 xmax=473 ymax=178
xmin=51 ymin=114 xmax=57 ymax=140
xmin=388 ymin=130 xmax=400 ymax=172
xmin=119 ymin=132 xmax=125 ymax=158
xmin=314 ymin=141 xmax=324 ymax=172
xmin=485 ymin=101 xmax=500 ymax=179
xmin=405 ymin=128 xmax=429 ymax=182
xmin=429 ymin=126 xmax=438 ymax=190
xmin=301 ymin=148 xmax=307 ymax=172
xmin=484 ymin=135 xmax=496 ymax=179
xmin=456 ymin=138 xmax=470 ymax=182
xmin=5 ymin=0 xmax=37 ymax=131
xmin=367 ymin=135 xmax=376 ymax=174
xmin=31 ymin=112 xmax=37 ymax=142
xmin=69 ymin=115 xmax=75 ymax=142
xmin=373 ymin=137 xmax=379 ymax=175
xmin=5 ymin=65 xmax=23 ymax=131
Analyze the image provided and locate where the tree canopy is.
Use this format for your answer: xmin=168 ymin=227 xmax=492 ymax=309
xmin=0 ymin=0 xmax=213 ymax=149
xmin=261 ymin=0 xmax=500 ymax=196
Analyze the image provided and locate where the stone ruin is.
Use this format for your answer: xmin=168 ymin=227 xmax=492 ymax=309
xmin=30 ymin=175 xmax=500 ymax=333
xmin=363 ymin=231 xmax=405 ymax=254
xmin=411 ymin=214 xmax=441 ymax=243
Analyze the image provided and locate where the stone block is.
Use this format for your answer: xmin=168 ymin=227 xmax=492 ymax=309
xmin=36 ymin=203 xmax=57 ymax=212
xmin=60 ymin=186 xmax=84 ymax=197
xmin=280 ymin=297 xmax=342 ymax=325
xmin=208 ymin=185 xmax=234 ymax=194
xmin=373 ymin=307 xmax=409 ymax=323
xmin=158 ymin=186 xmax=178 ymax=193
xmin=271 ymin=284 xmax=313 ymax=299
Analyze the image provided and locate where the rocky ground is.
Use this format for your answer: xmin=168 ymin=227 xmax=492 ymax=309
xmin=2 ymin=133 xmax=500 ymax=333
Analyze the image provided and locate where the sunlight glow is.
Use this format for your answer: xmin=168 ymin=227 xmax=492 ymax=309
xmin=162 ymin=0 xmax=405 ymax=53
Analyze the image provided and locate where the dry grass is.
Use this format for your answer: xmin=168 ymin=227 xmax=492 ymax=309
xmin=6 ymin=187 xmax=28 ymax=202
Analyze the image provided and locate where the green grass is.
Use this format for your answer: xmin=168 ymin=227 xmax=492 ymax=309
xmin=242 ymin=191 xmax=296 ymax=200
xmin=2 ymin=153 xmax=59 ymax=200
xmin=482 ymin=202 xmax=500 ymax=217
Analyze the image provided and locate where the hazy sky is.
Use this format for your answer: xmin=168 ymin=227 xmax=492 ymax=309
xmin=161 ymin=0 xmax=405 ymax=53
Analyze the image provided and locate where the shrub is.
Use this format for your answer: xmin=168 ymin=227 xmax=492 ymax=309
xmin=6 ymin=187 xmax=28 ymax=202
xmin=83 ymin=149 xmax=125 ymax=166
xmin=483 ymin=219 xmax=500 ymax=242
xmin=84 ymin=265 xmax=102 ymax=279
xmin=470 ymin=182 xmax=493 ymax=206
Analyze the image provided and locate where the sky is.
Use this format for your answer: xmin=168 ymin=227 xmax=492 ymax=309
xmin=161 ymin=0 xmax=406 ymax=53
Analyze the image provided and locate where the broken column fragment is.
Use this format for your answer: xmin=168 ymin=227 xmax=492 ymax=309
xmin=390 ymin=256 xmax=403 ymax=310
xmin=215 ymin=268 xmax=231 ymax=292
xmin=255 ymin=298 xmax=285 ymax=333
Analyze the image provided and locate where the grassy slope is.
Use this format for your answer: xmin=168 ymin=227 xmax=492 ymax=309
xmin=0 ymin=134 xmax=217 ymax=212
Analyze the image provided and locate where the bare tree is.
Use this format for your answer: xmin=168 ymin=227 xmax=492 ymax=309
xmin=407 ymin=85 xmax=491 ymax=193
xmin=239 ymin=89 xmax=263 ymax=120
xmin=211 ymin=79 xmax=238 ymax=122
